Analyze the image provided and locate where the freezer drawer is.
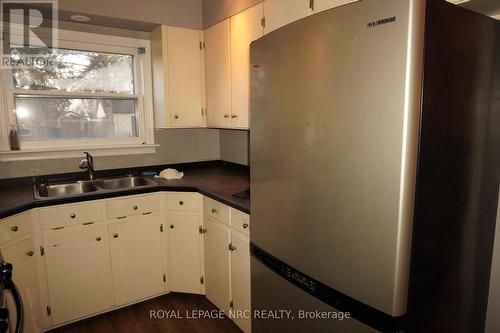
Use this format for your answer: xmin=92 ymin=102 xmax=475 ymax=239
xmin=251 ymin=257 xmax=377 ymax=333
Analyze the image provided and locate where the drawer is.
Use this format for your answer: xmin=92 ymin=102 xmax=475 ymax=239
xmin=39 ymin=201 xmax=104 ymax=230
xmin=167 ymin=192 xmax=202 ymax=212
xmin=107 ymin=194 xmax=161 ymax=219
xmin=203 ymin=196 xmax=230 ymax=225
xmin=231 ymin=209 xmax=249 ymax=236
xmin=0 ymin=212 xmax=33 ymax=244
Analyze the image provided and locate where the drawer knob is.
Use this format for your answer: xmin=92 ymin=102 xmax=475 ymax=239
xmin=113 ymin=233 xmax=119 ymax=239
xmin=211 ymin=208 xmax=217 ymax=214
xmin=96 ymin=236 xmax=102 ymax=241
xmin=10 ymin=226 xmax=18 ymax=232
xmin=223 ymin=114 xmax=229 ymax=118
xmin=243 ymin=223 xmax=249 ymax=229
xmin=174 ymin=114 xmax=179 ymax=119
xmin=70 ymin=214 xmax=76 ymax=219
xmin=133 ymin=205 xmax=138 ymax=210
xmin=179 ymin=201 xmax=184 ymax=205
xmin=231 ymin=114 xmax=238 ymax=119
xmin=170 ymin=224 xmax=174 ymax=229
xmin=26 ymin=251 xmax=34 ymax=257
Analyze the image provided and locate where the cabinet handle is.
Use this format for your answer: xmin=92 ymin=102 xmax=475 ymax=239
xmin=243 ymin=223 xmax=249 ymax=229
xmin=179 ymin=200 xmax=184 ymax=205
xmin=231 ymin=114 xmax=238 ymax=119
xmin=229 ymin=243 xmax=237 ymax=252
xmin=10 ymin=225 xmax=18 ymax=232
xmin=96 ymin=236 xmax=102 ymax=241
xmin=211 ymin=208 xmax=217 ymax=214
xmin=70 ymin=213 xmax=76 ymax=219
xmin=113 ymin=233 xmax=119 ymax=239
xmin=223 ymin=114 xmax=229 ymax=118
xmin=174 ymin=114 xmax=179 ymax=119
xmin=170 ymin=224 xmax=174 ymax=229
xmin=133 ymin=205 xmax=138 ymax=210
xmin=26 ymin=251 xmax=34 ymax=257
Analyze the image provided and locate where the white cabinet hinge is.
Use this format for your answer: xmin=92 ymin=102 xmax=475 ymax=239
xmin=261 ymin=17 xmax=266 ymax=28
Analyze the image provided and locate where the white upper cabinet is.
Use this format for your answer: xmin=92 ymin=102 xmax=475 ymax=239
xmin=312 ymin=0 xmax=358 ymax=13
xmin=263 ymin=0 xmax=310 ymax=34
xmin=230 ymin=3 xmax=264 ymax=129
xmin=204 ymin=19 xmax=232 ymax=128
xmin=152 ymin=25 xmax=205 ymax=128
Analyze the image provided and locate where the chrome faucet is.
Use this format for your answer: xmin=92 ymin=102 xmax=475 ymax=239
xmin=79 ymin=152 xmax=96 ymax=180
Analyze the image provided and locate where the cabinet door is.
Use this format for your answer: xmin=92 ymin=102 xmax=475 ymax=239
xmin=204 ymin=19 xmax=232 ymax=128
xmin=108 ymin=214 xmax=166 ymax=306
xmin=230 ymin=232 xmax=251 ymax=333
xmin=204 ymin=217 xmax=231 ymax=313
xmin=312 ymin=0 xmax=357 ymax=13
xmin=168 ymin=214 xmax=203 ymax=294
xmin=263 ymin=0 xmax=310 ymax=34
xmin=166 ymin=26 xmax=205 ymax=127
xmin=43 ymin=224 xmax=113 ymax=325
xmin=1 ymin=238 xmax=42 ymax=333
xmin=230 ymin=3 xmax=263 ymax=129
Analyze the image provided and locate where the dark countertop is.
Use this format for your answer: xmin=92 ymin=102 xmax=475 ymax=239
xmin=0 ymin=164 xmax=250 ymax=219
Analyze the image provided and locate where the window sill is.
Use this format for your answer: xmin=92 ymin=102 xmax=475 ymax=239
xmin=0 ymin=144 xmax=159 ymax=162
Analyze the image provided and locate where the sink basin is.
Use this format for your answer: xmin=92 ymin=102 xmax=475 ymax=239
xmin=36 ymin=181 xmax=99 ymax=198
xmin=34 ymin=176 xmax=156 ymax=199
xmin=94 ymin=177 xmax=155 ymax=190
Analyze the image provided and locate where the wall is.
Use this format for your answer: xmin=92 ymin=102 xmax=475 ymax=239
xmin=220 ymin=129 xmax=249 ymax=166
xmin=486 ymin=192 xmax=500 ymax=333
xmin=0 ymin=129 xmax=220 ymax=179
xmin=202 ymin=0 xmax=263 ymax=28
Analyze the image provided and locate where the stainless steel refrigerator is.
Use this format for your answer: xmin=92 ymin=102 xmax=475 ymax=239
xmin=250 ymin=0 xmax=500 ymax=332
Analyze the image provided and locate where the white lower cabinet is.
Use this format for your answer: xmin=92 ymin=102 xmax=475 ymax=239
xmin=42 ymin=223 xmax=113 ymax=325
xmin=0 ymin=237 xmax=43 ymax=333
xmin=0 ymin=192 xmax=249 ymax=332
xmin=204 ymin=217 xmax=231 ymax=313
xmin=230 ymin=232 xmax=251 ymax=333
xmin=167 ymin=213 xmax=204 ymax=294
xmin=108 ymin=214 xmax=166 ymax=306
xmin=203 ymin=203 xmax=251 ymax=333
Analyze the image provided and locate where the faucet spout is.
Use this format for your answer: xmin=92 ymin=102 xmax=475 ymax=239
xmin=79 ymin=152 xmax=96 ymax=180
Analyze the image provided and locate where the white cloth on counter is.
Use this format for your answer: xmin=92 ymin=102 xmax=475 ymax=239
xmin=155 ymin=168 xmax=184 ymax=180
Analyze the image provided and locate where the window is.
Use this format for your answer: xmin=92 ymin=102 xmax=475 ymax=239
xmin=0 ymin=28 xmax=155 ymax=159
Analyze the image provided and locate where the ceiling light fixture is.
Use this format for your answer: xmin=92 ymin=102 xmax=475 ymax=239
xmin=70 ymin=14 xmax=91 ymax=22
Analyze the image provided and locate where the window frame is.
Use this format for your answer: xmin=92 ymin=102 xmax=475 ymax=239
xmin=0 ymin=26 xmax=155 ymax=159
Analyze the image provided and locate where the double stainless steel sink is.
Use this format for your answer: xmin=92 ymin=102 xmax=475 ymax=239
xmin=34 ymin=176 xmax=156 ymax=199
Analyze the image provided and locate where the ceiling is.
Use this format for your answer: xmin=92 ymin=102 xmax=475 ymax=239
xmin=453 ymin=0 xmax=500 ymax=19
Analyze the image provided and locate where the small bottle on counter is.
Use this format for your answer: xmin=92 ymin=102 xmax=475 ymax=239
xmin=9 ymin=125 xmax=20 ymax=150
